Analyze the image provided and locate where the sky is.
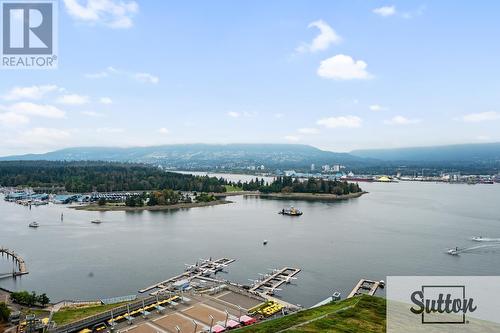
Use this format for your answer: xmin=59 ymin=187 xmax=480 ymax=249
xmin=1 ymin=0 xmax=500 ymax=156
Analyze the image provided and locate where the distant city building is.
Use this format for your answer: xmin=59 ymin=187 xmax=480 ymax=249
xmin=284 ymin=170 xmax=296 ymax=177
xmin=322 ymin=165 xmax=330 ymax=172
xmin=311 ymin=163 xmax=315 ymax=171
xmin=332 ymin=164 xmax=340 ymax=172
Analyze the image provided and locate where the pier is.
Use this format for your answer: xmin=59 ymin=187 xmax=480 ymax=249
xmin=139 ymin=258 xmax=235 ymax=295
xmin=347 ymin=279 xmax=381 ymax=298
xmin=249 ymin=267 xmax=301 ymax=296
xmin=0 ymin=247 xmax=28 ymax=278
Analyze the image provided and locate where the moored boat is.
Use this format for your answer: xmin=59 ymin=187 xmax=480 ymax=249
xmin=279 ymin=206 xmax=303 ymax=216
xmin=29 ymin=221 xmax=39 ymax=228
xmin=91 ymin=219 xmax=102 ymax=224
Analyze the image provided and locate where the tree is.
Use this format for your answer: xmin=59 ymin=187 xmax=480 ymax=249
xmin=0 ymin=302 xmax=10 ymax=323
xmin=97 ymin=198 xmax=106 ymax=206
xmin=37 ymin=294 xmax=50 ymax=306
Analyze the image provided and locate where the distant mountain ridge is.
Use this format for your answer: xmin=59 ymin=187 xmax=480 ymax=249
xmin=351 ymin=142 xmax=500 ymax=162
xmin=0 ymin=144 xmax=369 ymax=169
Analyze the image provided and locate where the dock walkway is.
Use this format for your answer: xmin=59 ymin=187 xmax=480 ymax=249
xmin=249 ymin=267 xmax=301 ymax=295
xmin=347 ymin=279 xmax=381 ymax=298
xmin=0 ymin=247 xmax=28 ymax=277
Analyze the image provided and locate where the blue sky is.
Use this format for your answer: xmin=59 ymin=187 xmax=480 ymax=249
xmin=1 ymin=0 xmax=500 ymax=156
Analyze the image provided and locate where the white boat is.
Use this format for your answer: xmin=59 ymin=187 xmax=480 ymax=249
xmin=471 ymin=236 xmax=500 ymax=242
xmin=29 ymin=221 xmax=39 ymax=228
xmin=91 ymin=219 xmax=102 ymax=224
xmin=447 ymin=247 xmax=460 ymax=255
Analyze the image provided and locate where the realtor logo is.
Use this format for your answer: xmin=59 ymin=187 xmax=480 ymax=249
xmin=410 ymin=285 xmax=476 ymax=324
xmin=1 ymin=0 xmax=58 ymax=68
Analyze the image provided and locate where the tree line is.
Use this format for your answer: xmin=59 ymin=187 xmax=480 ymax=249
xmin=0 ymin=161 xmax=227 ymax=193
xmin=0 ymin=161 xmax=362 ymax=195
xmin=237 ymin=176 xmax=362 ymax=195
xmin=10 ymin=291 xmax=50 ymax=307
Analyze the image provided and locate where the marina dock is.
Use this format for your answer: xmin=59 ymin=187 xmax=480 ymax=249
xmin=139 ymin=258 xmax=235 ymax=295
xmin=249 ymin=267 xmax=301 ymax=296
xmin=347 ymin=279 xmax=382 ymax=298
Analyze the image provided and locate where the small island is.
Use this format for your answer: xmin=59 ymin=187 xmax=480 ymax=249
xmin=237 ymin=176 xmax=366 ymax=201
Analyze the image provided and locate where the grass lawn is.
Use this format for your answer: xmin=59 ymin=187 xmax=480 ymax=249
xmin=225 ymin=185 xmax=244 ymax=192
xmin=52 ymin=302 xmax=129 ymax=326
xmin=236 ymin=295 xmax=385 ymax=333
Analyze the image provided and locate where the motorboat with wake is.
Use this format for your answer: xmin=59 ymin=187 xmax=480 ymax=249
xmin=447 ymin=247 xmax=461 ymax=255
xmin=279 ymin=206 xmax=303 ymax=216
xmin=471 ymin=236 xmax=500 ymax=242
xmin=29 ymin=221 xmax=39 ymax=228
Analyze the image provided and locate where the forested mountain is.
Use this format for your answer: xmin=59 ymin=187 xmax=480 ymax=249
xmin=0 ymin=144 xmax=370 ymax=169
xmin=351 ymin=142 xmax=500 ymax=162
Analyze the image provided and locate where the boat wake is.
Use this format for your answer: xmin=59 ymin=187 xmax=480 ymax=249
xmin=471 ymin=236 xmax=500 ymax=242
xmin=448 ymin=244 xmax=500 ymax=255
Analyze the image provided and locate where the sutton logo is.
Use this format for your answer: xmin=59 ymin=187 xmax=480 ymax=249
xmin=410 ymin=285 xmax=477 ymax=324
xmin=1 ymin=0 xmax=57 ymax=69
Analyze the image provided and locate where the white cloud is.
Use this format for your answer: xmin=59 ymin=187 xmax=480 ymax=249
xmin=56 ymin=94 xmax=90 ymax=105
xmin=99 ymin=97 xmax=113 ymax=104
xmin=63 ymin=0 xmax=138 ymax=29
xmin=373 ymin=6 xmax=397 ymax=17
xmin=158 ymin=127 xmax=169 ymax=134
xmin=85 ymin=67 xmax=159 ymax=84
xmin=476 ymin=135 xmax=490 ymax=141
xmin=227 ymin=111 xmax=240 ymax=118
xmin=96 ymin=127 xmax=124 ymax=133
xmin=296 ymin=20 xmax=341 ymax=53
xmin=81 ymin=111 xmax=104 ymax=117
xmin=274 ymin=113 xmax=284 ymax=119
xmin=369 ymin=104 xmax=388 ymax=111
xmin=2 ymin=85 xmax=58 ymax=101
xmin=317 ymin=55 xmax=372 ymax=80
xmin=298 ymin=127 xmax=320 ymax=134
xmin=18 ymin=128 xmax=71 ymax=145
xmin=284 ymin=135 xmax=300 ymax=142
xmin=0 ymin=112 xmax=30 ymax=126
xmin=317 ymin=115 xmax=362 ymax=128
xmin=133 ymin=72 xmax=160 ymax=84
xmin=2 ymin=102 xmax=65 ymax=118
xmin=84 ymin=71 xmax=109 ymax=79
xmin=384 ymin=115 xmax=421 ymax=125
xmin=459 ymin=111 xmax=500 ymax=123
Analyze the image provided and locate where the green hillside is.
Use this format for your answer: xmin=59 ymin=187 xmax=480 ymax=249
xmin=236 ymin=295 xmax=385 ymax=333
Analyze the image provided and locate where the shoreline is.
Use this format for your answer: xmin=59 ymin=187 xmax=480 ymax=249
xmin=247 ymin=191 xmax=368 ymax=201
xmin=70 ymin=199 xmax=231 ymax=212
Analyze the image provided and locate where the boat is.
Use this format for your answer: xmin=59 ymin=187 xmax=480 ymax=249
xmin=447 ymin=247 xmax=460 ymax=255
xmin=471 ymin=236 xmax=500 ymax=242
xmin=91 ymin=219 xmax=102 ymax=224
xmin=279 ymin=206 xmax=303 ymax=216
xmin=28 ymin=221 xmax=39 ymax=228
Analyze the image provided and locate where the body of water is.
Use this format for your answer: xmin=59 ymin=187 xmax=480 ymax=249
xmin=1 ymin=179 xmax=500 ymax=307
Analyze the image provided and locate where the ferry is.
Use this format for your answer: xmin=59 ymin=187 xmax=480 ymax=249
xmin=91 ymin=219 xmax=102 ymax=224
xmin=279 ymin=207 xmax=303 ymax=216
xmin=28 ymin=221 xmax=39 ymax=228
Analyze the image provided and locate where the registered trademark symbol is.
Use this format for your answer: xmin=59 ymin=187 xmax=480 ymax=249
xmin=53 ymin=55 xmax=58 ymax=61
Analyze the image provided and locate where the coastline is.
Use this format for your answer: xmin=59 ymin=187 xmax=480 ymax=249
xmin=247 ymin=191 xmax=368 ymax=201
xmin=70 ymin=199 xmax=231 ymax=212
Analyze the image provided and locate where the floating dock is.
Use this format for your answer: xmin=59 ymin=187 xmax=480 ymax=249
xmin=249 ymin=267 xmax=301 ymax=296
xmin=139 ymin=258 xmax=235 ymax=295
xmin=347 ymin=279 xmax=381 ymax=298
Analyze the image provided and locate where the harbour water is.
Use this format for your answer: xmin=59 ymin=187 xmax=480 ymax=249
xmin=1 ymin=179 xmax=500 ymax=307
